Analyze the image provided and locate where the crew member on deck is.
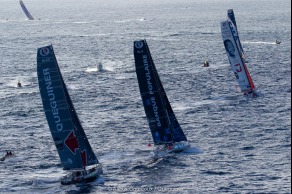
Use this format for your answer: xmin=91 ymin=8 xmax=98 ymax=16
xmin=4 ymin=151 xmax=13 ymax=157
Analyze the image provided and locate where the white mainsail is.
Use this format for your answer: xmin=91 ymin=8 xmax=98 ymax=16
xmin=221 ymin=21 xmax=256 ymax=94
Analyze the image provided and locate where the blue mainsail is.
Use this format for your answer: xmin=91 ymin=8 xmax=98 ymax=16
xmin=227 ymin=9 xmax=238 ymax=28
xmin=134 ymin=40 xmax=187 ymax=145
xmin=227 ymin=9 xmax=245 ymax=59
xmin=19 ymin=0 xmax=34 ymax=20
xmin=37 ymin=45 xmax=98 ymax=170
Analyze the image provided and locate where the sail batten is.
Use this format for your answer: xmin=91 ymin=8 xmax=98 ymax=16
xmin=134 ymin=40 xmax=187 ymax=145
xmin=37 ymin=45 xmax=98 ymax=170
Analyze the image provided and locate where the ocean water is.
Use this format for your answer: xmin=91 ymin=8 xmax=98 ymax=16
xmin=0 ymin=0 xmax=291 ymax=193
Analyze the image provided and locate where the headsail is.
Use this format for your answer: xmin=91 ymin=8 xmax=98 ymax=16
xmin=150 ymin=56 xmax=188 ymax=143
xmin=37 ymin=45 xmax=98 ymax=170
xmin=221 ymin=21 xmax=255 ymax=93
xmin=227 ymin=9 xmax=245 ymax=59
xmin=19 ymin=0 xmax=34 ymax=20
xmin=227 ymin=9 xmax=238 ymax=28
xmin=134 ymin=40 xmax=187 ymax=145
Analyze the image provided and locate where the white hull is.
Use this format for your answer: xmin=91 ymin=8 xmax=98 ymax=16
xmin=153 ymin=142 xmax=190 ymax=157
xmin=61 ymin=165 xmax=103 ymax=185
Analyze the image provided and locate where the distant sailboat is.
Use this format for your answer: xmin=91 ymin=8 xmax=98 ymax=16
xmin=17 ymin=81 xmax=22 ymax=87
xmin=275 ymin=40 xmax=281 ymax=44
xmin=227 ymin=9 xmax=246 ymax=60
xmin=134 ymin=39 xmax=190 ymax=157
xmin=19 ymin=0 xmax=34 ymax=20
xmin=37 ymin=45 xmax=103 ymax=185
xmin=221 ymin=21 xmax=257 ymax=98
xmin=0 ymin=151 xmax=15 ymax=162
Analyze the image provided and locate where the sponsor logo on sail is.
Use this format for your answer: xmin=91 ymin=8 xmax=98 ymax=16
xmin=221 ymin=22 xmax=232 ymax=41
xmin=40 ymin=47 xmax=50 ymax=56
xmin=228 ymin=21 xmax=239 ymax=41
xmin=150 ymin=96 xmax=161 ymax=127
xmin=135 ymin=41 xmax=144 ymax=49
xmin=43 ymin=68 xmax=63 ymax=132
xmin=65 ymin=130 xmax=79 ymax=155
xmin=142 ymin=54 xmax=162 ymax=128
xmin=235 ymin=64 xmax=242 ymax=72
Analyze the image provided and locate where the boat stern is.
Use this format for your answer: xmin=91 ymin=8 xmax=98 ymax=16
xmin=60 ymin=164 xmax=103 ymax=185
xmin=153 ymin=141 xmax=190 ymax=157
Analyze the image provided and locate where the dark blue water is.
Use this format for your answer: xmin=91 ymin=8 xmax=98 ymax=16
xmin=0 ymin=0 xmax=291 ymax=193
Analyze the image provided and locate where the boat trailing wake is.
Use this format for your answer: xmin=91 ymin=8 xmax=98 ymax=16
xmin=243 ymin=41 xmax=278 ymax=45
xmin=180 ymin=146 xmax=203 ymax=154
xmin=85 ymin=62 xmax=115 ymax=73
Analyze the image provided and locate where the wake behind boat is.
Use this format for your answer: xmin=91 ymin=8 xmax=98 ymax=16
xmin=0 ymin=151 xmax=15 ymax=162
xmin=134 ymin=40 xmax=190 ymax=158
xmin=17 ymin=81 xmax=22 ymax=88
xmin=97 ymin=63 xmax=104 ymax=72
xmin=276 ymin=40 xmax=281 ymax=44
xmin=37 ymin=45 xmax=103 ymax=185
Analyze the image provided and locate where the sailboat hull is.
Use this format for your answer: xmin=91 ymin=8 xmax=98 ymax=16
xmin=61 ymin=165 xmax=103 ymax=185
xmin=244 ymin=90 xmax=258 ymax=98
xmin=153 ymin=141 xmax=190 ymax=157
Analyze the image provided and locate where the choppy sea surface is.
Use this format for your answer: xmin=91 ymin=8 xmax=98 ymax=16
xmin=0 ymin=0 xmax=291 ymax=193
